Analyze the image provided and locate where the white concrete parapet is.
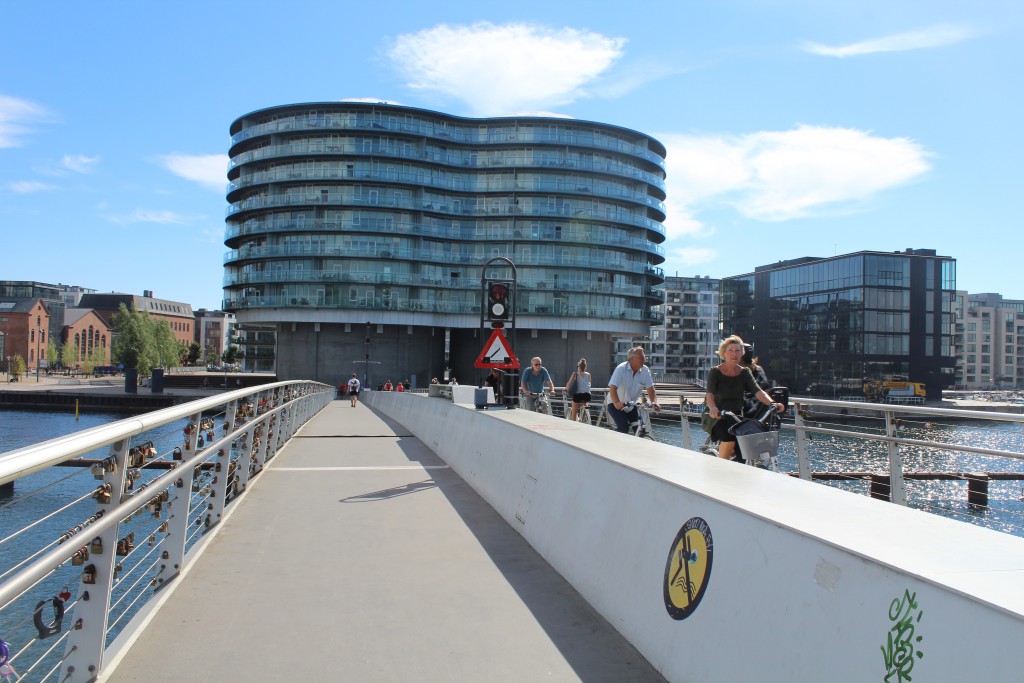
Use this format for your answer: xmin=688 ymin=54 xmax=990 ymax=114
xmin=427 ymin=384 xmax=493 ymax=405
xmin=366 ymin=390 xmax=1024 ymax=682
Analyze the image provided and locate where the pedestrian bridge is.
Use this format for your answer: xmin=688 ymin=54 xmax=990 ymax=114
xmin=2 ymin=384 xmax=1024 ymax=682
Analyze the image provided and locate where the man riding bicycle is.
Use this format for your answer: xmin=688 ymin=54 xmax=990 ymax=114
xmin=607 ymin=346 xmax=661 ymax=433
xmin=520 ymin=356 xmax=555 ymax=412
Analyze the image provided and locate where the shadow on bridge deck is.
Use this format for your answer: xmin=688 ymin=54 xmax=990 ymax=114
xmin=105 ymin=400 xmax=662 ymax=682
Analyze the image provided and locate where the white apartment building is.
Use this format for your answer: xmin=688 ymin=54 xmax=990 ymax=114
xmin=958 ymin=292 xmax=1024 ymax=389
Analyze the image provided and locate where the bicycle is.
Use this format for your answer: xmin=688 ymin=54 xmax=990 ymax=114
xmin=567 ymin=391 xmax=592 ymax=424
xmin=700 ymin=387 xmax=788 ymax=469
xmin=621 ymin=399 xmax=657 ymax=440
xmin=521 ymin=388 xmax=553 ymax=416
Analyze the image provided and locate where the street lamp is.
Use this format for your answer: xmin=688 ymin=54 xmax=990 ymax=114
xmin=35 ymin=316 xmax=41 ymax=383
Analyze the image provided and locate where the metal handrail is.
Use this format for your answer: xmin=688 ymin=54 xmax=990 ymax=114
xmin=0 ymin=381 xmax=320 ymax=485
xmin=0 ymin=380 xmax=334 ymax=683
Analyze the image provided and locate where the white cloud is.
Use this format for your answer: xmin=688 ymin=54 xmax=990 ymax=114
xmin=158 ymin=153 xmax=228 ymax=192
xmin=0 ymin=95 xmax=52 ymax=148
xmin=658 ymin=125 xmax=931 ymax=236
xmin=8 ymin=181 xmax=55 ymax=194
xmin=63 ymin=154 xmax=99 ymax=173
xmin=388 ymin=22 xmax=626 ymax=115
xmin=668 ymin=247 xmax=718 ymax=267
xmin=803 ymin=24 xmax=974 ymax=58
xmin=106 ymin=209 xmax=189 ymax=225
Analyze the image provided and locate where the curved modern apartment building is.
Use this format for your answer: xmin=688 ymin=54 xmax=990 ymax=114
xmin=224 ymin=102 xmax=666 ymax=387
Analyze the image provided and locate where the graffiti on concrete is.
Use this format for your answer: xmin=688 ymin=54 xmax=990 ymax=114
xmin=881 ymin=589 xmax=924 ymax=683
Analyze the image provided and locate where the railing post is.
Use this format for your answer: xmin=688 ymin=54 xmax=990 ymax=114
xmin=679 ymin=407 xmax=693 ymax=451
xmin=153 ymin=411 xmax=202 ymax=591
xmin=61 ymin=438 xmax=129 ymax=682
xmin=233 ymin=421 xmax=258 ymax=494
xmin=884 ymin=410 xmax=908 ymax=506
xmin=793 ymin=400 xmax=812 ymax=481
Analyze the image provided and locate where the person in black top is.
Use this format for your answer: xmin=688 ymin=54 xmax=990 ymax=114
xmin=740 ymin=344 xmax=770 ymax=417
xmin=705 ymin=335 xmax=783 ymax=460
xmin=482 ymin=368 xmax=504 ymax=403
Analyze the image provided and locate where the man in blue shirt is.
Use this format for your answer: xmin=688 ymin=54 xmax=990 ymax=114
xmin=520 ymin=356 xmax=555 ymax=411
xmin=607 ymin=346 xmax=660 ymax=433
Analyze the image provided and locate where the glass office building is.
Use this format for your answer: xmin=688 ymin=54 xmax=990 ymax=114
xmin=224 ymin=102 xmax=666 ymax=386
xmin=721 ymin=249 xmax=956 ymax=400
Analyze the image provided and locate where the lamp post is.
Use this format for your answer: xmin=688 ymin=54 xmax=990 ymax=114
xmin=35 ymin=315 xmax=41 ymax=383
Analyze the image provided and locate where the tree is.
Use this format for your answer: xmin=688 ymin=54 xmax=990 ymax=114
xmin=111 ymin=303 xmax=153 ymax=377
xmin=222 ymin=344 xmax=240 ymax=365
xmin=88 ymin=345 xmax=106 ymax=374
xmin=205 ymin=345 xmax=219 ymax=366
xmin=10 ymin=354 xmax=26 ymax=380
xmin=187 ymin=341 xmax=201 ymax=366
xmin=151 ymin=318 xmax=181 ymax=369
xmin=46 ymin=341 xmax=58 ymax=370
xmin=60 ymin=341 xmax=76 ymax=371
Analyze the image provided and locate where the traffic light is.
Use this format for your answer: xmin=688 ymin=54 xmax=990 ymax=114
xmin=486 ymin=281 xmax=511 ymax=321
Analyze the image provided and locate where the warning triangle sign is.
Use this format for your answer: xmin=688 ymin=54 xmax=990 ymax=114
xmin=474 ymin=329 xmax=520 ymax=369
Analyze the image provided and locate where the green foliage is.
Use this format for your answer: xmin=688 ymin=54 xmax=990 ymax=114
xmin=60 ymin=341 xmax=77 ymax=368
xmin=111 ymin=304 xmax=187 ymax=376
xmin=222 ymin=344 xmax=240 ymax=364
xmin=205 ymin=346 xmax=219 ymax=365
xmin=10 ymin=354 xmax=26 ymax=378
xmin=151 ymin=318 xmax=181 ymax=369
xmin=88 ymin=345 xmax=106 ymax=373
xmin=46 ymin=341 xmax=58 ymax=367
xmin=187 ymin=341 xmax=201 ymax=366
xmin=111 ymin=303 xmax=153 ymax=375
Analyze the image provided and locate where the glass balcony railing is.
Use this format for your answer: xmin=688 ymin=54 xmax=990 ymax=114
xmin=226 ymin=164 xmax=666 ymax=214
xmin=222 ymin=218 xmax=665 ymax=258
xmin=222 ymin=269 xmax=648 ymax=297
xmin=225 ymin=192 xmax=666 ymax=236
xmin=230 ymin=113 xmax=667 ymax=170
xmin=223 ymin=243 xmax=662 ymax=276
xmin=221 ymin=293 xmax=663 ymax=323
xmin=227 ymin=142 xmax=666 ymax=195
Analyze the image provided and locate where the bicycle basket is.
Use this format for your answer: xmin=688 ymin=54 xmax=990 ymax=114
xmin=734 ymin=430 xmax=779 ymax=465
xmin=728 ymin=418 xmax=767 ymax=438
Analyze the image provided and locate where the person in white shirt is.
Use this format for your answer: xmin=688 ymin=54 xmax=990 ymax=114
xmin=606 ymin=346 xmax=660 ymax=433
xmin=347 ymin=374 xmax=361 ymax=407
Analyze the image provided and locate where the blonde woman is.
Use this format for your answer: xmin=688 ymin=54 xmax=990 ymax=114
xmin=565 ymin=358 xmax=593 ymax=422
xmin=704 ymin=336 xmax=783 ymax=459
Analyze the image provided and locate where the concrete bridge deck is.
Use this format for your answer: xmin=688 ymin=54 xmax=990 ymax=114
xmin=104 ymin=400 xmax=662 ymax=682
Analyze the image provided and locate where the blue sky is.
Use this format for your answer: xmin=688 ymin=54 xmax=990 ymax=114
xmin=2 ymin=1 xmax=1020 ymax=310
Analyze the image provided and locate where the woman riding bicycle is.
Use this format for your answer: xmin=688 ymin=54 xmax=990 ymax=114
xmin=565 ymin=358 xmax=593 ymax=422
xmin=705 ymin=336 xmax=784 ymax=460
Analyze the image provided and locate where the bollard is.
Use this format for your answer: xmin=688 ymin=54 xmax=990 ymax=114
xmin=965 ymin=474 xmax=989 ymax=507
xmin=869 ymin=474 xmax=891 ymax=502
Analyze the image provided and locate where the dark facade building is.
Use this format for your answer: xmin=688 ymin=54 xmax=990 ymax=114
xmin=721 ymin=249 xmax=956 ymax=400
xmin=0 ymin=280 xmax=66 ymax=350
xmin=223 ymin=102 xmax=667 ymax=387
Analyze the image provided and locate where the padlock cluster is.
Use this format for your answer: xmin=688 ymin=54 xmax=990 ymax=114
xmin=115 ymin=532 xmax=135 ymax=556
xmin=57 ymin=510 xmax=103 ymax=545
xmin=90 ymin=456 xmax=119 ymax=480
xmin=144 ymin=489 xmax=171 ymax=517
xmin=92 ymin=483 xmax=113 ymax=504
xmin=127 ymin=441 xmax=157 ymax=468
xmin=70 ymin=544 xmax=91 ymax=566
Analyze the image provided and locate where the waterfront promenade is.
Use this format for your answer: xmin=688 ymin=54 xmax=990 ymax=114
xmin=102 ymin=400 xmax=662 ymax=682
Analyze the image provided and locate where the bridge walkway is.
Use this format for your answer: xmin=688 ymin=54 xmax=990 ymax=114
xmin=105 ymin=400 xmax=662 ymax=682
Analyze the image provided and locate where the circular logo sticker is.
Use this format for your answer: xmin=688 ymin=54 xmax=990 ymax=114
xmin=663 ymin=517 xmax=713 ymax=620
